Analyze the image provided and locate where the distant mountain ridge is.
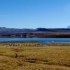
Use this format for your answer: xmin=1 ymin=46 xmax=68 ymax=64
xmin=67 ymin=26 xmax=70 ymax=29
xmin=0 ymin=27 xmax=70 ymax=33
xmin=0 ymin=27 xmax=36 ymax=34
xmin=0 ymin=27 xmax=70 ymax=38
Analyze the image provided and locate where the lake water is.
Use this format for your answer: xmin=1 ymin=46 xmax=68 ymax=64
xmin=0 ymin=38 xmax=70 ymax=43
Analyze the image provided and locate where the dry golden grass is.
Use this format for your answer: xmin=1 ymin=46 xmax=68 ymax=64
xmin=0 ymin=42 xmax=70 ymax=70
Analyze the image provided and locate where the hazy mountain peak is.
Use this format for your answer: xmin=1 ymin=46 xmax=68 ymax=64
xmin=67 ymin=26 xmax=70 ymax=29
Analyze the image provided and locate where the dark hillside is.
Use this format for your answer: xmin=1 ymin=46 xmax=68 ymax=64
xmin=0 ymin=27 xmax=70 ymax=38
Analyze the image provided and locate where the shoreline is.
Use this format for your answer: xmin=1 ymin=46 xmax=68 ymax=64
xmin=0 ymin=41 xmax=70 ymax=46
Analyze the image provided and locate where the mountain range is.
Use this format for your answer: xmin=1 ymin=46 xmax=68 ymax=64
xmin=0 ymin=27 xmax=70 ymax=38
xmin=0 ymin=27 xmax=70 ymax=32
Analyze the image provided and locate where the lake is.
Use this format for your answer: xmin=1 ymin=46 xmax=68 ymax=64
xmin=0 ymin=38 xmax=70 ymax=43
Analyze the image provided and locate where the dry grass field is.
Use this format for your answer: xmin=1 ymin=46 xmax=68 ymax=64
xmin=0 ymin=42 xmax=70 ymax=70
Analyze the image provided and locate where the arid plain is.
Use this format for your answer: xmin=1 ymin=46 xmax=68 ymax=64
xmin=0 ymin=42 xmax=70 ymax=70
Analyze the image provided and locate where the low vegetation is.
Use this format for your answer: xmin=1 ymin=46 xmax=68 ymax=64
xmin=0 ymin=42 xmax=70 ymax=70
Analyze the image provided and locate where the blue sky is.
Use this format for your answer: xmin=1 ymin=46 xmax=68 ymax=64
xmin=0 ymin=0 xmax=70 ymax=28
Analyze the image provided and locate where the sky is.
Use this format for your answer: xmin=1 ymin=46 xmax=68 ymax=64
xmin=0 ymin=0 xmax=70 ymax=28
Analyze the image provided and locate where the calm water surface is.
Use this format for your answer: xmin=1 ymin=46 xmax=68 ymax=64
xmin=0 ymin=38 xmax=70 ymax=43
